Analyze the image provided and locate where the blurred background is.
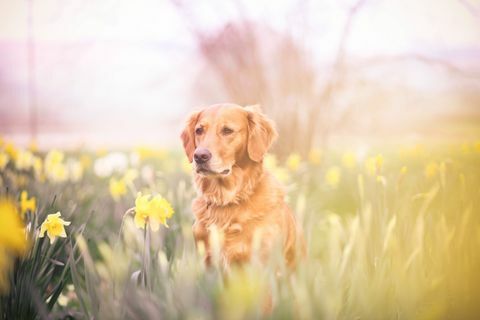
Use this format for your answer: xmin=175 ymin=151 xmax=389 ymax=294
xmin=1 ymin=0 xmax=479 ymax=155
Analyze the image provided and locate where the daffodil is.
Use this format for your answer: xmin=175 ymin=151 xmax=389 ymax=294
xmin=271 ymin=167 xmax=290 ymax=184
xmin=286 ymin=153 xmax=301 ymax=172
xmin=133 ymin=193 xmax=174 ymax=231
xmin=39 ymin=212 xmax=71 ymax=244
xmin=397 ymin=166 xmax=408 ymax=185
xmin=123 ymin=169 xmax=138 ymax=184
xmin=67 ymin=160 xmax=84 ymax=182
xmin=365 ymin=154 xmax=384 ymax=176
xmin=20 ymin=191 xmax=36 ymax=216
xmin=32 ymin=156 xmax=43 ymax=180
xmin=0 ymin=198 xmax=28 ymax=293
xmin=109 ymin=177 xmax=127 ymax=201
xmin=44 ymin=150 xmax=68 ymax=183
xmin=424 ymin=161 xmax=438 ymax=179
xmin=341 ymin=152 xmax=357 ymax=169
xmin=48 ymin=163 xmax=68 ymax=183
xmin=263 ymin=154 xmax=290 ymax=183
xmin=461 ymin=142 xmax=471 ymax=155
xmin=0 ymin=152 xmax=8 ymax=170
xmin=45 ymin=150 xmax=65 ymax=168
xmin=474 ymin=141 xmax=480 ymax=154
xmin=4 ymin=142 xmax=18 ymax=161
xmin=263 ymin=154 xmax=278 ymax=171
xmin=375 ymin=154 xmax=384 ymax=172
xmin=135 ymin=146 xmax=168 ymax=161
xmin=325 ymin=166 xmax=341 ymax=188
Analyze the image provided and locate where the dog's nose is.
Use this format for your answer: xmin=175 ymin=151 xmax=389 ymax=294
xmin=194 ymin=148 xmax=212 ymax=164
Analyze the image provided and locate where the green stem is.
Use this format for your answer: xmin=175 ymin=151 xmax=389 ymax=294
xmin=142 ymin=222 xmax=147 ymax=288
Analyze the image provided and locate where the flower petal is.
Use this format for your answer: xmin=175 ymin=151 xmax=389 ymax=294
xmin=39 ymin=224 xmax=47 ymax=237
xmin=134 ymin=212 xmax=146 ymax=229
xmin=149 ymin=220 xmax=160 ymax=232
xmin=59 ymin=228 xmax=67 ymax=238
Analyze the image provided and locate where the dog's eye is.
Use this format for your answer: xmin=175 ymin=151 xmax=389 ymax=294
xmin=221 ymin=127 xmax=234 ymax=135
xmin=195 ymin=127 xmax=204 ymax=135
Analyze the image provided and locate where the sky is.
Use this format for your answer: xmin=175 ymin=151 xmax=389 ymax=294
xmin=1 ymin=0 xmax=477 ymax=52
xmin=0 ymin=0 xmax=479 ymax=148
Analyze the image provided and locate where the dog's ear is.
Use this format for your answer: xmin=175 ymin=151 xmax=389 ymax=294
xmin=245 ymin=105 xmax=278 ymax=162
xmin=181 ymin=110 xmax=201 ymax=162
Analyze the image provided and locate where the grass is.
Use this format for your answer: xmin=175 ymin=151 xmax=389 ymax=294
xmin=0 ymin=141 xmax=480 ymax=319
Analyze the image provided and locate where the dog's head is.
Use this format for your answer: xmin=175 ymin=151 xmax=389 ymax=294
xmin=181 ymin=103 xmax=277 ymax=177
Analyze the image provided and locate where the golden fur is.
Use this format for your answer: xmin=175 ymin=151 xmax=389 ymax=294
xmin=181 ymin=103 xmax=301 ymax=268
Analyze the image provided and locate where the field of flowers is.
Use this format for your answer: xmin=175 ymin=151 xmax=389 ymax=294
xmin=1 ymin=138 xmax=480 ymax=319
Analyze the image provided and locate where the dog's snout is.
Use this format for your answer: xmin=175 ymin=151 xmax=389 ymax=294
xmin=194 ymin=148 xmax=212 ymax=164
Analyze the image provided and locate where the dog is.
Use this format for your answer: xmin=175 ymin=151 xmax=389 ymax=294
xmin=181 ymin=103 xmax=301 ymax=269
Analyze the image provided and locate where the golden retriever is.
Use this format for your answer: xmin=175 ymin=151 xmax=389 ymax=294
xmin=181 ymin=103 xmax=301 ymax=269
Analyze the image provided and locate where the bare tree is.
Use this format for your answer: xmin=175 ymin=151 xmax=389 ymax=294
xmin=172 ymin=0 xmax=479 ymax=156
xmin=172 ymin=0 xmax=368 ymax=157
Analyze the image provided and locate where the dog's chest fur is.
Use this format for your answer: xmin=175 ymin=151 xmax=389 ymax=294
xmin=192 ymin=170 xmax=287 ymax=265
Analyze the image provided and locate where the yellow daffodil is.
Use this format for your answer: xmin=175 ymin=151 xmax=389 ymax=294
xmin=15 ymin=150 xmax=35 ymax=170
xmin=4 ymin=143 xmax=18 ymax=161
xmin=48 ymin=163 xmax=68 ymax=183
xmin=20 ymin=191 xmax=36 ymax=216
xmin=135 ymin=146 xmax=153 ymax=161
xmin=133 ymin=193 xmax=174 ymax=231
xmin=286 ymin=153 xmax=301 ymax=172
xmin=67 ymin=160 xmax=83 ymax=182
xmin=375 ymin=154 xmax=384 ymax=172
xmin=400 ymin=166 xmax=408 ymax=175
xmin=44 ymin=150 xmax=68 ymax=183
xmin=45 ymin=150 xmax=65 ymax=168
xmin=263 ymin=154 xmax=278 ymax=171
xmin=365 ymin=154 xmax=384 ymax=176
xmin=308 ymin=148 xmax=322 ymax=166
xmin=271 ymin=167 xmax=290 ymax=183
xmin=461 ymin=142 xmax=471 ymax=155
xmin=0 ymin=198 xmax=28 ymax=293
xmin=263 ymin=154 xmax=289 ymax=182
xmin=325 ymin=166 xmax=341 ymax=188
xmin=33 ymin=156 xmax=43 ymax=179
xmin=424 ymin=161 xmax=438 ymax=179
xmin=474 ymin=141 xmax=480 ymax=154
xmin=39 ymin=212 xmax=71 ymax=244
xmin=123 ymin=169 xmax=138 ymax=184
xmin=376 ymin=175 xmax=387 ymax=186
xmin=109 ymin=178 xmax=127 ymax=201
xmin=0 ymin=152 xmax=8 ymax=170
xmin=342 ymin=152 xmax=357 ymax=169
xmin=135 ymin=146 xmax=168 ymax=161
